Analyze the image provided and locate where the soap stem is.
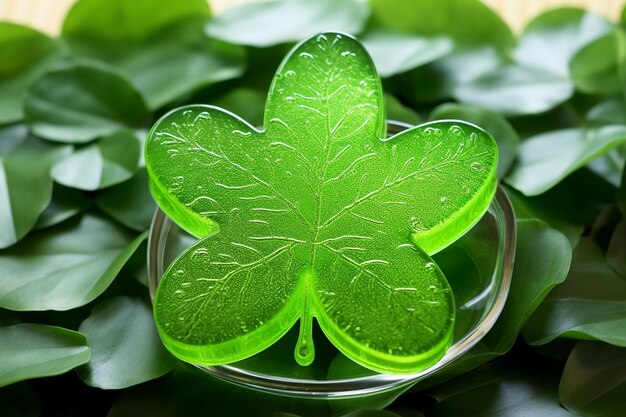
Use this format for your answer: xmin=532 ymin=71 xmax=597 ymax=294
xmin=295 ymin=268 xmax=315 ymax=366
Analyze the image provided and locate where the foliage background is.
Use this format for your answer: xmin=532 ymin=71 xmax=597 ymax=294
xmin=0 ymin=0 xmax=625 ymax=416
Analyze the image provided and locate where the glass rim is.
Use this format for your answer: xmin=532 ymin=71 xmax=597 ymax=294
xmin=147 ymin=120 xmax=517 ymax=399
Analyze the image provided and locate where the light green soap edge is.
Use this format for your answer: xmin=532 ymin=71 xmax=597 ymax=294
xmin=410 ymin=124 xmax=499 ymax=256
xmin=310 ymin=275 xmax=456 ymax=374
xmin=153 ymin=269 xmax=307 ymax=365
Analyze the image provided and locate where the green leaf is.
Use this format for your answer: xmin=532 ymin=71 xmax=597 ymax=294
xmin=523 ymin=238 xmax=626 ymax=346
xmin=0 ymin=323 xmax=90 ymax=388
xmin=430 ymin=103 xmax=519 ymax=177
xmin=0 ymin=23 xmax=63 ymax=125
xmin=64 ymin=13 xmax=245 ymax=110
xmin=33 ymin=184 xmax=91 ymax=230
xmin=482 ymin=220 xmax=571 ymax=350
xmin=146 ymin=33 xmax=498 ymax=374
xmin=78 ymin=296 xmax=175 ymax=389
xmin=369 ymin=0 xmax=513 ymax=49
xmin=0 ymin=135 xmax=71 ymax=248
xmin=607 ymin=219 xmax=626 ymax=278
xmin=96 ymin=168 xmax=156 ymax=231
xmin=0 ymin=382 xmax=40 ymax=417
xmin=426 ymin=358 xmax=576 ymax=417
xmin=384 ymin=94 xmax=421 ymax=125
xmin=24 ymin=61 xmax=149 ymax=143
xmin=506 ymin=126 xmax=626 ymax=196
xmin=514 ymin=8 xmax=613 ymax=78
xmin=51 ymin=129 xmax=140 ymax=191
xmin=619 ymin=163 xmax=626 ymax=215
xmin=425 ymin=220 xmax=571 ymax=381
xmin=571 ymin=30 xmax=623 ymax=95
xmin=210 ymin=88 xmax=266 ymax=129
xmin=205 ymin=0 xmax=369 ymax=47
xmin=560 ymin=341 xmax=626 ymax=417
xmin=0 ymin=214 xmax=146 ymax=311
xmin=62 ymin=0 xmax=211 ymax=43
xmin=361 ymin=29 xmax=453 ymax=77
xmin=586 ymin=98 xmax=626 ymax=126
xmin=0 ymin=124 xmax=28 ymax=155
xmin=403 ymin=46 xmax=508 ymax=106
xmin=453 ymin=64 xmax=574 ymax=116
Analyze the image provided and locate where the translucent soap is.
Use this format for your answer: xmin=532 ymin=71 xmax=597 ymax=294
xmin=145 ymin=32 xmax=498 ymax=374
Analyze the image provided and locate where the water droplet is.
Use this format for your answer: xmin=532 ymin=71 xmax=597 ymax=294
xmin=300 ymin=52 xmax=313 ymax=59
xmin=424 ymin=127 xmax=442 ymax=137
xmin=284 ymin=70 xmax=296 ymax=77
xmin=425 ymin=262 xmax=435 ymax=271
xmin=341 ymin=50 xmax=356 ymax=57
xmin=359 ymin=80 xmax=368 ymax=87
xmin=449 ymin=125 xmax=464 ymax=136
xmin=285 ymin=96 xmax=295 ymax=102
xmin=409 ymin=216 xmax=429 ymax=232
xmin=461 ymin=184 xmax=470 ymax=194
xmin=428 ymin=285 xmax=438 ymax=292
xmin=175 ymin=269 xmax=184 ymax=276
xmin=440 ymin=196 xmax=448 ymax=204
xmin=471 ymin=162 xmax=484 ymax=172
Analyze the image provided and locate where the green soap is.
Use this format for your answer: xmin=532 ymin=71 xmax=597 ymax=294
xmin=146 ymin=32 xmax=498 ymax=374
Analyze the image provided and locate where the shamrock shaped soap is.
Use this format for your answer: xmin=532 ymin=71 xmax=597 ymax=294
xmin=146 ymin=32 xmax=498 ymax=374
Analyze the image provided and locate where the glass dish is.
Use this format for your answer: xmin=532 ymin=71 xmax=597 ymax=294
xmin=147 ymin=121 xmax=516 ymax=399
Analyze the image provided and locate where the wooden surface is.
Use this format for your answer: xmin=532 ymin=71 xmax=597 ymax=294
xmin=0 ymin=0 xmax=623 ymax=35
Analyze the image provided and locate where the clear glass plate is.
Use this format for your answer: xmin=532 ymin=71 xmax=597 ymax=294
xmin=147 ymin=121 xmax=516 ymax=399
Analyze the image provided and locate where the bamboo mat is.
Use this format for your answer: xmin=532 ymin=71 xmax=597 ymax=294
xmin=0 ymin=0 xmax=623 ymax=36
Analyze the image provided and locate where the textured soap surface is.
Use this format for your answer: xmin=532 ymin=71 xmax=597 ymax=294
xmin=146 ymin=32 xmax=498 ymax=374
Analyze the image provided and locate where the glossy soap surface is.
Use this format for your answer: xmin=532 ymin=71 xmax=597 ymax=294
xmin=146 ymin=32 xmax=498 ymax=374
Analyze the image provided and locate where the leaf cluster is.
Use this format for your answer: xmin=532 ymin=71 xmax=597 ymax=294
xmin=1 ymin=0 xmax=625 ymax=416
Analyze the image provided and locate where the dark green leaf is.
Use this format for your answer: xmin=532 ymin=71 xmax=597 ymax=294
xmin=453 ymin=64 xmax=574 ymax=116
xmin=523 ymin=238 xmax=626 ymax=346
xmin=430 ymin=103 xmax=519 ymax=177
xmin=0 ymin=124 xmax=28 ymax=155
xmin=78 ymin=296 xmax=175 ymax=389
xmin=64 ymin=18 xmax=245 ymax=110
xmin=426 ymin=358 xmax=576 ymax=417
xmin=24 ymin=61 xmax=149 ymax=143
xmin=560 ymin=341 xmax=626 ymax=417
xmin=0 ymin=214 xmax=146 ymax=311
xmin=205 ymin=0 xmax=369 ymax=47
xmin=0 ymin=136 xmax=71 ymax=248
xmin=0 ymin=23 xmax=63 ymax=125
xmin=51 ymin=129 xmax=140 ymax=191
xmin=506 ymin=126 xmax=626 ymax=196
xmin=586 ymin=98 xmax=626 ymax=126
xmin=482 ymin=220 xmax=571 ymax=349
xmin=62 ymin=0 xmax=211 ymax=43
xmin=369 ymin=0 xmax=513 ymax=49
xmin=571 ymin=30 xmax=623 ymax=95
xmin=514 ymin=8 xmax=613 ymax=78
xmin=607 ymin=219 xmax=626 ymax=277
xmin=96 ymin=168 xmax=155 ymax=231
xmin=425 ymin=220 xmax=571 ymax=381
xmin=34 ymin=184 xmax=91 ymax=230
xmin=361 ymin=29 xmax=453 ymax=77
xmin=387 ymin=45 xmax=506 ymax=105
xmin=0 ymin=382 xmax=40 ymax=417
xmin=210 ymin=88 xmax=266 ymax=128
xmin=384 ymin=94 xmax=420 ymax=125
xmin=107 ymin=368 xmax=330 ymax=417
xmin=0 ymin=323 xmax=90 ymax=388
xmin=617 ymin=162 xmax=626 ymax=217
